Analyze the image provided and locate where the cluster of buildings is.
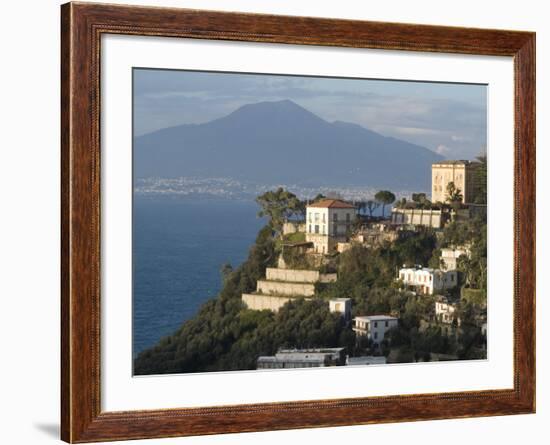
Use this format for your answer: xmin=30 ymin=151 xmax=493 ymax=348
xmin=391 ymin=160 xmax=485 ymax=229
xmin=398 ymin=266 xmax=458 ymax=296
xmin=255 ymin=314 xmax=401 ymax=370
xmin=397 ymin=258 xmax=467 ymax=326
xmin=243 ymin=159 xmax=486 ymax=367
xmin=256 ymin=347 xmax=387 ymax=369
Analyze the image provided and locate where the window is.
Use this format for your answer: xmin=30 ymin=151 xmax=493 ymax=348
xmin=346 ymin=213 xmax=350 ymax=222
xmin=374 ymin=332 xmax=378 ymax=340
xmin=314 ymin=212 xmax=320 ymax=222
xmin=385 ymin=321 xmax=389 ymax=327
xmin=314 ymin=225 xmax=319 ymax=234
xmin=374 ymin=322 xmax=378 ymax=328
xmin=322 ymin=213 xmax=326 ymax=222
xmin=333 ymin=226 xmax=337 ymax=236
xmin=309 ymin=224 xmax=312 ymax=233
xmin=322 ymin=225 xmax=325 ymax=234
xmin=333 ymin=213 xmax=338 ymax=221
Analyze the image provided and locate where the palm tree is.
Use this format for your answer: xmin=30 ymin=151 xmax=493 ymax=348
xmin=446 ymin=182 xmax=463 ymax=205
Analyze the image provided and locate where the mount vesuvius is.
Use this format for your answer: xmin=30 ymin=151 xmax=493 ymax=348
xmin=134 ymin=100 xmax=444 ymax=191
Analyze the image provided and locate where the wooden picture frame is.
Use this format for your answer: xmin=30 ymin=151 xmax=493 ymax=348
xmin=61 ymin=2 xmax=535 ymax=442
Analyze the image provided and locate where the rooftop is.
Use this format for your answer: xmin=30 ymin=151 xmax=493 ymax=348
xmin=346 ymin=356 xmax=387 ymax=366
xmin=399 ymin=266 xmax=451 ymax=274
xmin=307 ymin=199 xmax=356 ymax=209
xmin=432 ymin=160 xmax=481 ymax=166
xmin=257 ymin=356 xmax=326 ymax=365
xmin=354 ymin=315 xmax=398 ymax=322
xmin=278 ymin=348 xmax=345 ymax=354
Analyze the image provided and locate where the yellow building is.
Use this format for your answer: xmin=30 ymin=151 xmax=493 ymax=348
xmin=431 ymin=160 xmax=481 ymax=204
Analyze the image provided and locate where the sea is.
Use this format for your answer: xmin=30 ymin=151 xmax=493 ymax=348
xmin=132 ymin=197 xmax=265 ymax=356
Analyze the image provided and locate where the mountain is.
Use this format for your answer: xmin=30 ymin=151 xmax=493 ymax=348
xmin=134 ymin=100 xmax=443 ymax=191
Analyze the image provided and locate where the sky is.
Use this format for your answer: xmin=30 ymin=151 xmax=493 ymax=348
xmin=134 ymin=68 xmax=487 ymax=160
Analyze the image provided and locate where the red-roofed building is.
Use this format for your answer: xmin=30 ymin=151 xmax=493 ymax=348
xmin=305 ymin=199 xmax=357 ymax=253
xmin=306 ymin=199 xmax=357 ymax=209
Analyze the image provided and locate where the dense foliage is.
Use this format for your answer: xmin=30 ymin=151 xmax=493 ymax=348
xmin=440 ymin=216 xmax=488 ymax=295
xmin=256 ymin=188 xmax=304 ymax=234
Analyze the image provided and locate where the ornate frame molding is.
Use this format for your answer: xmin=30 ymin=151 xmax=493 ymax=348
xmin=61 ymin=2 xmax=535 ymax=442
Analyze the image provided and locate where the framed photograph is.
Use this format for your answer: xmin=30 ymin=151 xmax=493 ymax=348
xmin=61 ymin=2 xmax=535 ymax=442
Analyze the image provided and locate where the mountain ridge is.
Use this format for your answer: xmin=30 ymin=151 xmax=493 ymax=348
xmin=134 ymin=100 xmax=443 ymax=191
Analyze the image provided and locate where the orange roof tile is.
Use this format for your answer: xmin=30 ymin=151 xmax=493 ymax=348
xmin=307 ymin=199 xmax=356 ymax=209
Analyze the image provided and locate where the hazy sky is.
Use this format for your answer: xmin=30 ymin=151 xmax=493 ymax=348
xmin=134 ymin=68 xmax=487 ymax=160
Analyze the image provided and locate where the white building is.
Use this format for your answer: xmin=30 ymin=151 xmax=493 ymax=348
xmin=352 ymin=315 xmax=398 ymax=345
xmin=256 ymin=348 xmax=345 ymax=369
xmin=435 ymin=299 xmax=459 ymax=324
xmin=346 ymin=356 xmax=387 ymax=366
xmin=440 ymin=247 xmax=469 ymax=271
xmin=305 ymin=199 xmax=356 ymax=254
xmin=398 ymin=266 xmax=458 ymax=295
xmin=329 ymin=298 xmax=351 ymax=321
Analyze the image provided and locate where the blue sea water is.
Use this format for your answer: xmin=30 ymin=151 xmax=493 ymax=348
xmin=132 ymin=197 xmax=265 ymax=355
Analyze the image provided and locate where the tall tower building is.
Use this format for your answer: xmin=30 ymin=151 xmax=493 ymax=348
xmin=431 ymin=160 xmax=481 ymax=204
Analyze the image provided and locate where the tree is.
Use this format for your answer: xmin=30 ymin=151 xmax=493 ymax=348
xmin=411 ymin=192 xmax=432 ymax=209
xmin=355 ymin=201 xmax=367 ymax=216
xmin=311 ymin=193 xmax=326 ymax=202
xmin=374 ymin=190 xmax=396 ymax=218
xmin=220 ymin=263 xmax=233 ymax=283
xmin=412 ymin=193 xmax=427 ymax=203
xmin=365 ymin=200 xmax=381 ymax=217
xmin=474 ymin=154 xmax=487 ymax=204
xmin=445 ymin=182 xmax=463 ymax=209
xmin=256 ymin=188 xmax=305 ymax=234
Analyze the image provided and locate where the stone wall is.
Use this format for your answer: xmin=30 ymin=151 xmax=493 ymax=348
xmin=305 ymin=232 xmax=346 ymax=254
xmin=265 ymin=267 xmax=337 ymax=284
xmin=337 ymin=242 xmax=351 ymax=253
xmin=256 ymin=280 xmax=315 ymax=297
xmin=318 ymin=273 xmax=338 ymax=283
xmin=282 ymin=221 xmax=306 ymax=235
xmin=242 ymin=294 xmax=309 ymax=312
xmin=391 ymin=208 xmax=443 ymax=229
